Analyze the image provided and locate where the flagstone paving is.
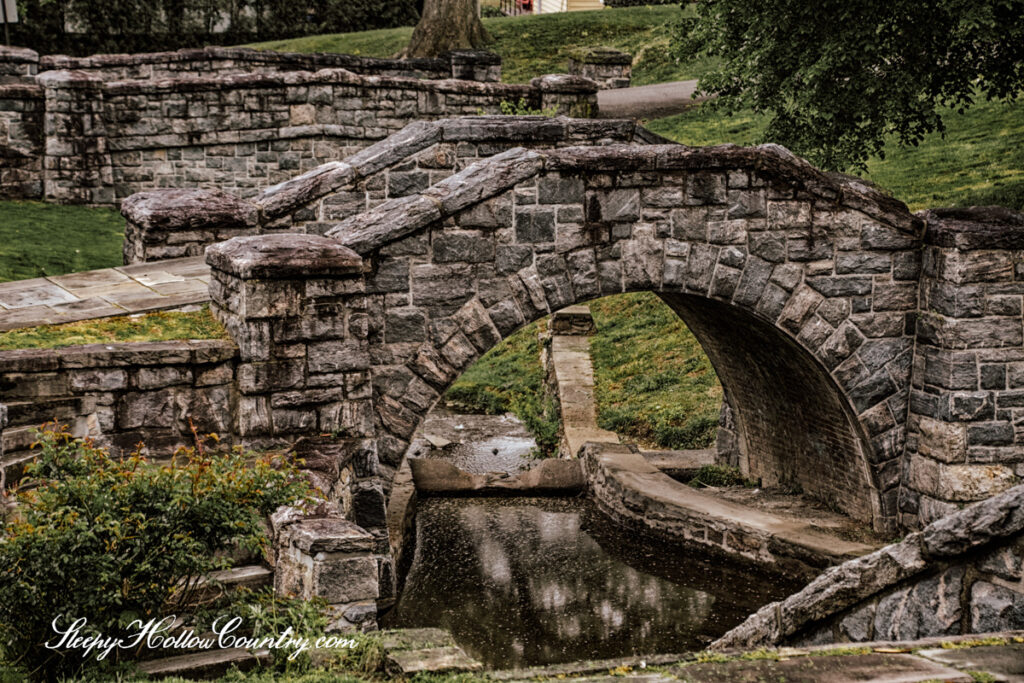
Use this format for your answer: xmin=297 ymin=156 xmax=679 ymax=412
xmin=0 ymin=257 xmax=210 ymax=332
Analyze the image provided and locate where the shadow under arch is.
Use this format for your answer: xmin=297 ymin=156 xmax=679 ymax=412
xmin=658 ymin=292 xmax=881 ymax=524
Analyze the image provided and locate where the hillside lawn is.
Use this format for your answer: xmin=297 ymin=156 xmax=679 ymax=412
xmin=248 ymin=5 xmax=716 ymax=86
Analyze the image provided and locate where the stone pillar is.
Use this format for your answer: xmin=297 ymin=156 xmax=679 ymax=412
xmin=530 ymin=74 xmax=600 ymax=118
xmin=447 ymin=50 xmax=502 ymax=82
xmin=121 ymin=188 xmax=259 ymax=264
xmin=37 ymin=70 xmax=113 ymax=204
xmin=206 ymin=234 xmax=372 ymax=449
xmin=903 ymin=207 xmax=1024 ymax=527
xmin=715 ymin=391 xmax=742 ymax=470
xmin=567 ymin=47 xmax=632 ymax=89
xmin=271 ymin=505 xmax=383 ymax=632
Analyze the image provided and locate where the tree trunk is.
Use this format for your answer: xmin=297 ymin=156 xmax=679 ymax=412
xmin=405 ymin=0 xmax=491 ymax=58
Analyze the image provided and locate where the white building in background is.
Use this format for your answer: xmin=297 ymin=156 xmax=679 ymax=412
xmin=531 ymin=0 xmax=605 ymax=13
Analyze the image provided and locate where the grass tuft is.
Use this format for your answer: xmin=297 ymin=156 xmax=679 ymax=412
xmin=0 ymin=307 xmax=228 ymax=350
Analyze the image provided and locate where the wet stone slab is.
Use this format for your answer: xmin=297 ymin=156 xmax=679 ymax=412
xmin=407 ymin=407 xmax=537 ymax=475
xmin=670 ymin=653 xmax=973 ymax=683
xmin=917 ymin=642 xmax=1024 ymax=680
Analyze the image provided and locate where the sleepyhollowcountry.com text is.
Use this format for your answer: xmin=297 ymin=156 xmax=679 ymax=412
xmin=44 ymin=615 xmax=358 ymax=661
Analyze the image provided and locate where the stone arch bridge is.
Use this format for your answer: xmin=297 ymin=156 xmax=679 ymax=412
xmin=206 ymin=142 xmax=1024 ymax=536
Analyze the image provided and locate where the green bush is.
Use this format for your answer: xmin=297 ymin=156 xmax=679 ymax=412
xmin=0 ymin=426 xmax=313 ymax=680
xmin=498 ymin=98 xmax=560 ymax=117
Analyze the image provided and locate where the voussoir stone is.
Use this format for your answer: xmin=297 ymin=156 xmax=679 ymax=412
xmin=206 ymin=234 xmax=364 ymax=279
xmin=121 ymin=188 xmax=258 ymax=232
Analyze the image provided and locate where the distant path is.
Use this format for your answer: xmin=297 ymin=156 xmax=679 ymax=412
xmin=597 ymin=79 xmax=702 ymax=121
xmin=0 ymin=258 xmax=209 ymax=332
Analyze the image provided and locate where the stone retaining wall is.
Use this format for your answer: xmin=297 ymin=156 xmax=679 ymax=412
xmin=0 ymin=340 xmax=238 ymax=480
xmin=120 ymin=117 xmax=665 ymax=263
xmin=1 ymin=46 xmax=501 ymax=85
xmin=714 ymin=483 xmax=1024 ymax=648
xmin=0 ymin=48 xmax=598 ymax=205
xmin=582 ymin=441 xmax=877 ymax=579
xmin=36 ymin=47 xmax=499 ymax=83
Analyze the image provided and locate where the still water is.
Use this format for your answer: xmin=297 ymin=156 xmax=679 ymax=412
xmin=383 ymin=497 xmax=801 ymax=669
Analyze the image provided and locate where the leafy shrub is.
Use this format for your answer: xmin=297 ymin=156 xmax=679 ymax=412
xmin=11 ymin=0 xmax=419 ymax=56
xmin=0 ymin=426 xmax=312 ymax=680
xmin=499 ymin=98 xmax=560 ymax=117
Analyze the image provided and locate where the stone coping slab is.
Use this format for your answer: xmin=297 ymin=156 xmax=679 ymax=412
xmin=205 ymin=234 xmax=365 ymax=280
xmin=0 ymin=257 xmax=211 ymax=332
xmin=920 ymin=205 xmax=1024 ymax=250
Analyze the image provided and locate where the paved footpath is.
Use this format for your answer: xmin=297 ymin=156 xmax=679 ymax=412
xmin=597 ymin=79 xmax=702 ymax=121
xmin=0 ymin=257 xmax=210 ymax=332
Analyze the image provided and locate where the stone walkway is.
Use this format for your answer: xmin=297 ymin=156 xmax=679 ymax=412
xmin=597 ymin=79 xmax=702 ymax=120
xmin=0 ymin=257 xmax=210 ymax=332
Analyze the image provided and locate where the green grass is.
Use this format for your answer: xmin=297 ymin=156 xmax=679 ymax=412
xmin=443 ymin=318 xmax=560 ymax=455
xmin=0 ymin=200 xmax=125 ymax=282
xmin=0 ymin=308 xmax=228 ymax=350
xmin=646 ymin=97 xmax=1024 ymax=212
xmin=249 ymin=5 xmax=717 ymax=86
xmin=590 ymin=292 xmax=722 ymax=450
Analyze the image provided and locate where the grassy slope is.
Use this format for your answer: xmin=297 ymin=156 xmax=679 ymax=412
xmin=590 ymin=293 xmax=721 ymax=449
xmin=0 ymin=200 xmax=125 ymax=282
xmin=249 ymin=5 xmax=717 ymax=86
xmin=442 ymin=318 xmax=560 ymax=455
xmin=646 ymin=97 xmax=1024 ymax=212
xmin=0 ymin=308 xmax=227 ymax=350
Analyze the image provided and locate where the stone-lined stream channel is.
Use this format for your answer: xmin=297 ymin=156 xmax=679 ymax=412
xmin=382 ymin=495 xmax=800 ymax=668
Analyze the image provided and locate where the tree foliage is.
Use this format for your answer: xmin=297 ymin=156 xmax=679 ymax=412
xmin=11 ymin=0 xmax=419 ymax=56
xmin=678 ymin=0 xmax=1024 ymax=170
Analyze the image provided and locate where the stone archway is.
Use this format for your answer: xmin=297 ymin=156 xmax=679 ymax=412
xmin=207 ymin=142 xmax=926 ymax=534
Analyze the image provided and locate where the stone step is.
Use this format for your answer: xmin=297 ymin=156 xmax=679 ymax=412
xmin=136 ymin=647 xmax=271 ymax=679
xmin=181 ymin=564 xmax=273 ymax=605
xmin=385 ymin=646 xmax=483 ymax=676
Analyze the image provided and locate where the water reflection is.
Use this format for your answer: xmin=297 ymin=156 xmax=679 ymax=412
xmin=383 ymin=497 xmax=799 ymax=669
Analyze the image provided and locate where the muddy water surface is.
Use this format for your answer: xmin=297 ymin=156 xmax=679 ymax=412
xmin=383 ymin=497 xmax=800 ymax=669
